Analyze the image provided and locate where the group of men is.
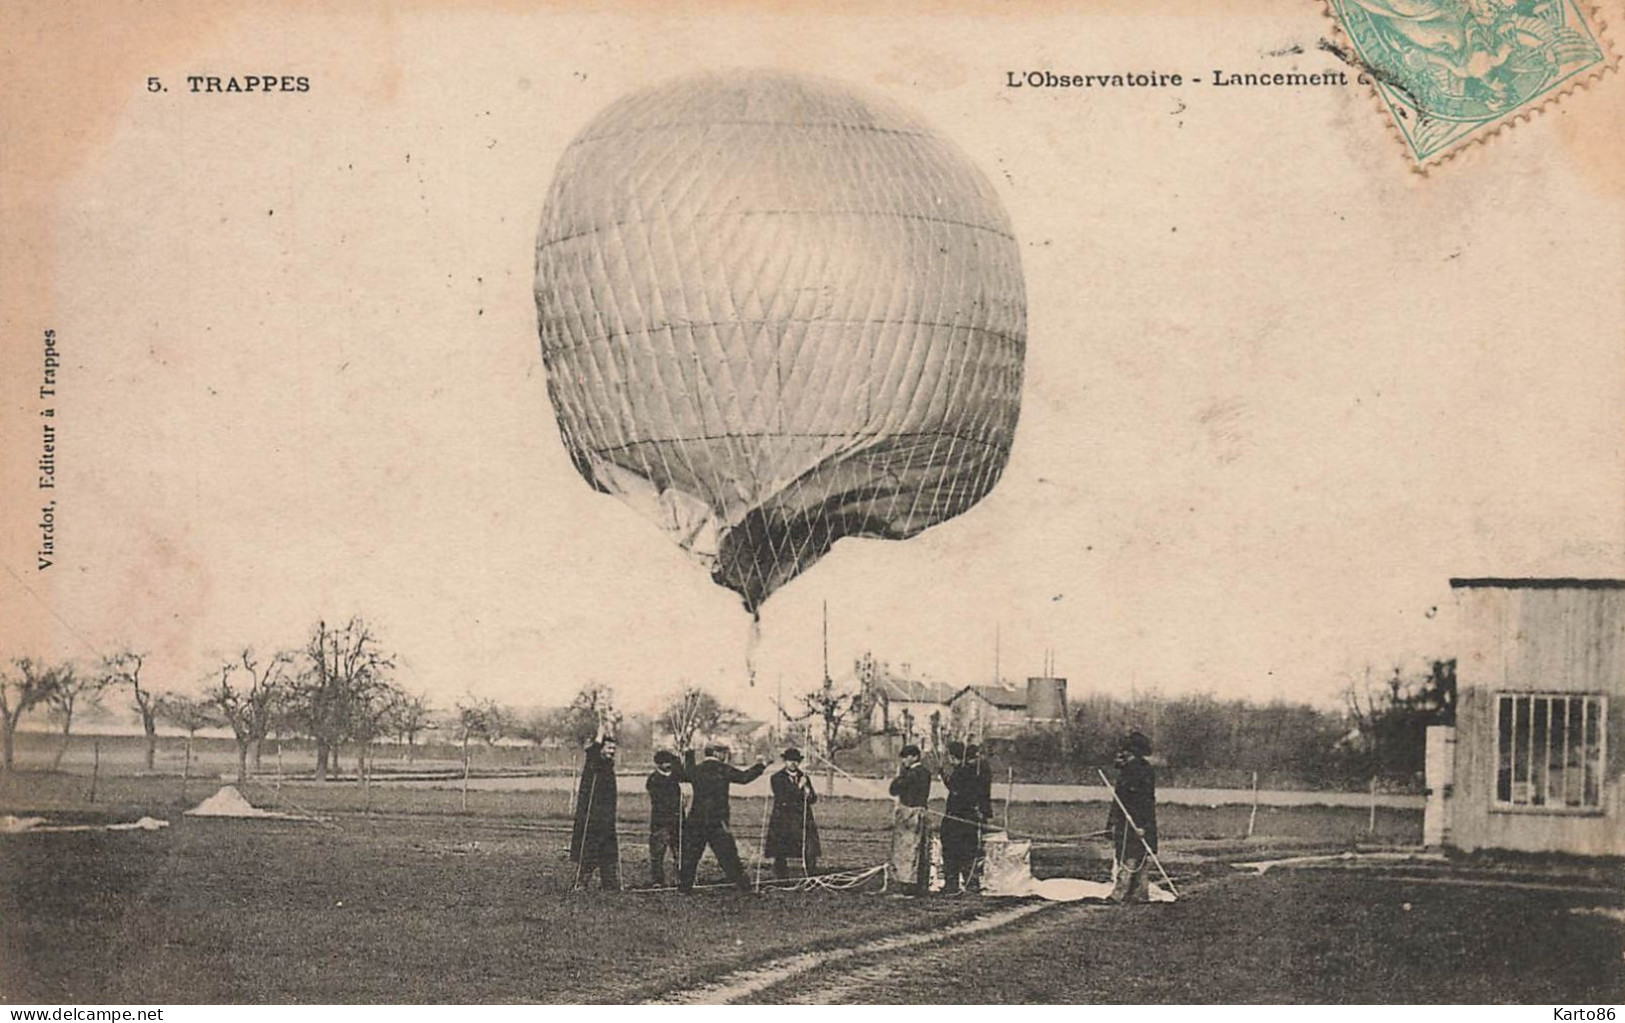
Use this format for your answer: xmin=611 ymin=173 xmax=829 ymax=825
xmin=570 ymin=734 xmax=815 ymax=893
xmin=885 ymin=741 xmax=993 ymax=895
xmin=568 ymin=727 xmax=1161 ymax=904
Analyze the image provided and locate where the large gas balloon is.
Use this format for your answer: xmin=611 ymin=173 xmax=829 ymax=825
xmin=535 ymin=71 xmax=1026 ymax=613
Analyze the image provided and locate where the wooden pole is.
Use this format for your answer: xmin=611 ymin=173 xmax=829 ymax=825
xmin=1246 ymin=770 xmax=1259 ymax=839
xmin=182 ymin=732 xmax=193 ymax=801
xmin=1368 ymin=776 xmax=1378 ymax=835
xmin=1004 ymin=766 xmax=1014 ymax=832
xmin=461 ymin=739 xmax=471 ymax=813
xmin=1096 ymin=768 xmax=1179 ymax=899
xmin=88 ymin=739 xmax=100 ymax=804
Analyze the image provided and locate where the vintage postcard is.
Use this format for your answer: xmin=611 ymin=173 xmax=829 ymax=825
xmin=2 ymin=0 xmax=1622 ymax=1008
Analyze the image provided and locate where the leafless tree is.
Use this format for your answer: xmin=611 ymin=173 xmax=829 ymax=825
xmin=455 ymin=697 xmax=509 ymax=748
xmin=206 ymin=648 xmax=294 ymax=785
xmin=390 ymin=692 xmax=433 ymax=762
xmin=347 ymin=680 xmax=405 ymax=788
xmin=103 ymin=649 xmax=162 ymax=771
xmin=46 ymin=664 xmax=104 ymax=771
xmin=0 ymin=657 xmax=66 ymax=772
xmin=561 ymin=684 xmax=619 ymax=747
xmin=658 ymin=685 xmax=737 ymax=752
xmin=156 ymin=692 xmax=222 ymax=795
xmin=786 ymin=675 xmax=868 ymax=790
xmin=286 ymin=617 xmax=396 ymax=781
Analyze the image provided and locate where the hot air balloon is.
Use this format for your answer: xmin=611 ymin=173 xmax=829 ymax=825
xmin=534 ymin=71 xmax=1026 ymax=614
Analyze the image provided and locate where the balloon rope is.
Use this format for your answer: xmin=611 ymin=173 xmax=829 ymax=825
xmin=753 ymin=784 xmax=771 ymax=892
xmin=745 ymin=615 xmax=762 ymax=688
xmin=576 ymin=767 xmax=597 ymax=888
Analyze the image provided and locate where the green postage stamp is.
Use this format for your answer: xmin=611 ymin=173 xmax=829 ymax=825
xmin=1326 ymin=0 xmax=1614 ymax=166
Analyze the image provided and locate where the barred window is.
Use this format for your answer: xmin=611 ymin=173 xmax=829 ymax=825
xmin=1496 ymin=694 xmax=1606 ymax=809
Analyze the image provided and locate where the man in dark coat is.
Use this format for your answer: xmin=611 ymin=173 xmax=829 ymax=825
xmin=646 ymin=749 xmax=684 ymax=887
xmin=763 ymin=747 xmax=820 ymax=879
xmin=966 ymin=743 xmax=994 ymax=822
xmin=1106 ymin=729 xmax=1159 ymax=903
xmin=678 ymin=745 xmax=768 ymax=893
xmin=938 ymin=741 xmax=985 ymax=894
xmin=888 ymin=744 xmax=932 ymax=895
xmin=569 ymin=733 xmax=619 ymax=890
xmin=965 ymin=742 xmax=994 ymax=891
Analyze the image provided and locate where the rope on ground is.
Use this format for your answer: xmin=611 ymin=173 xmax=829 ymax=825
xmin=778 ymin=865 xmax=885 ymax=892
xmin=240 ymin=779 xmax=344 ymax=831
xmin=629 ymin=865 xmax=885 ymax=894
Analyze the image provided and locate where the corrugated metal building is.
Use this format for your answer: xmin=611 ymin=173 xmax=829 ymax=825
xmin=1430 ymin=578 xmax=1624 ymax=856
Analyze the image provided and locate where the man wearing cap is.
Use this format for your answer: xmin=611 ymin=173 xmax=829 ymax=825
xmin=888 ymin=744 xmax=933 ymax=895
xmin=677 ymin=744 xmax=768 ymax=893
xmin=569 ymin=729 xmax=620 ymax=891
xmin=646 ymin=750 xmax=684 ymax=887
xmin=1106 ymin=729 xmax=1159 ymax=903
xmin=763 ymin=747 xmax=820 ymax=880
xmin=938 ymin=741 xmax=984 ymax=895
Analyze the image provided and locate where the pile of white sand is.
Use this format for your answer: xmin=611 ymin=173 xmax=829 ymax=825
xmin=184 ymin=785 xmax=310 ymax=820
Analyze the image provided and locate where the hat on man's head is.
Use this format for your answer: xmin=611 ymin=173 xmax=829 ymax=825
xmin=1120 ymin=729 xmax=1152 ymax=757
xmin=653 ymin=750 xmax=680 ymax=767
xmin=703 ymin=744 xmax=731 ymax=759
xmin=900 ymin=744 xmax=921 ymax=758
xmin=946 ymin=740 xmax=966 ymax=759
xmin=965 ymin=744 xmax=981 ymax=759
xmin=781 ymin=747 xmax=803 ymax=762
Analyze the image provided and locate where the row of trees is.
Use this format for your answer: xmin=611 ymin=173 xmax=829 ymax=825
xmin=0 ymin=617 xmax=429 ymax=784
xmin=5 ymin=623 xmax=1455 ymax=791
xmin=0 ymin=628 xmax=773 ymax=786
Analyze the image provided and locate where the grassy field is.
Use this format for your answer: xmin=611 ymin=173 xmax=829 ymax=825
xmin=1 ymin=768 xmax=1618 ymax=1004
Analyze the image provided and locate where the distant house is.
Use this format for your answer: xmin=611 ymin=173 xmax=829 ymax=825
xmin=856 ymin=656 xmax=959 ymax=755
xmin=1427 ymin=578 xmax=1624 ymax=856
xmin=948 ymin=677 xmax=1069 ymax=741
xmin=948 ymin=685 xmax=1029 ymax=739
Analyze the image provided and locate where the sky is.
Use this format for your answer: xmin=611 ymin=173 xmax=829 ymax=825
xmin=3 ymin=2 xmax=1622 ymax=727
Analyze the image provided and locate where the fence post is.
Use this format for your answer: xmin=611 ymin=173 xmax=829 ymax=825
xmin=88 ymin=739 xmax=100 ymax=804
xmin=1246 ymin=770 xmax=1259 ymax=839
xmin=461 ymin=741 xmax=471 ymax=813
xmin=1368 ymin=776 xmax=1378 ymax=835
xmin=1004 ymin=767 xmax=1014 ymax=832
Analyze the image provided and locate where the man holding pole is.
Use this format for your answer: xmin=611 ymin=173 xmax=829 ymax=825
xmin=764 ymin=747 xmax=820 ymax=880
xmin=569 ymin=729 xmax=620 ymax=891
xmin=1105 ymin=729 xmax=1158 ymax=903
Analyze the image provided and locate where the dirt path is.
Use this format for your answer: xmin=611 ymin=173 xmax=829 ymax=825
xmin=650 ymin=899 xmax=1057 ymax=1004
xmin=748 ymin=898 xmax=1118 ymax=1004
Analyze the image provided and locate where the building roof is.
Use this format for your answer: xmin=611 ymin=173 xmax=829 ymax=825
xmin=1450 ymin=577 xmax=1625 ymax=589
xmin=953 ymin=684 xmax=1028 ymax=709
xmin=866 ymin=673 xmax=961 ymax=705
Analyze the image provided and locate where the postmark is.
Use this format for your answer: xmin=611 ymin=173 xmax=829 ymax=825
xmin=1325 ymin=0 xmax=1615 ymax=167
